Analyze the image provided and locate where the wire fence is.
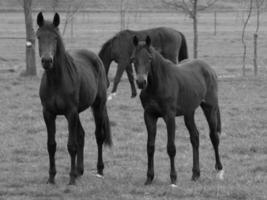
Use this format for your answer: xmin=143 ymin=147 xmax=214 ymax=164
xmin=0 ymin=9 xmax=266 ymax=75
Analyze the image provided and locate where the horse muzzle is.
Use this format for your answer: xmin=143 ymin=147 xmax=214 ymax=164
xmin=41 ymin=57 xmax=53 ymax=70
xmin=136 ymin=79 xmax=147 ymax=89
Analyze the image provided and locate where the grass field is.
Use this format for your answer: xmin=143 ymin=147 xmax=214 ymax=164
xmin=0 ymin=10 xmax=267 ymax=200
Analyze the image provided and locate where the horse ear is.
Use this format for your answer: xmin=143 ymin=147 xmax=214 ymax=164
xmin=37 ymin=12 xmax=44 ymax=27
xmin=133 ymin=35 xmax=138 ymax=46
xmin=145 ymin=36 xmax=151 ymax=47
xmin=53 ymin=13 xmax=60 ymax=27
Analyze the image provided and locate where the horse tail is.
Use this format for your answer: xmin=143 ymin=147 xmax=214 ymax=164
xmin=217 ymin=106 xmax=221 ymax=134
xmin=102 ymin=105 xmax=112 ymax=146
xmin=178 ymin=32 xmax=188 ymax=62
xmin=96 ymin=54 xmax=110 ymax=88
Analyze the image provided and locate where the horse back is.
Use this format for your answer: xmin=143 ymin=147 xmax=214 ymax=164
xmin=136 ymin=27 xmax=182 ymax=63
xmin=177 ymin=59 xmax=218 ymax=104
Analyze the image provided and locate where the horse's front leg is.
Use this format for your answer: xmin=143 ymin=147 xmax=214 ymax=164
xmin=66 ymin=109 xmax=79 ymax=185
xmin=76 ymin=118 xmax=85 ymax=177
xmin=163 ymin=115 xmax=177 ymax=185
xmin=43 ymin=109 xmax=56 ymax=184
xmin=125 ymin=64 xmax=137 ymax=98
xmin=144 ymin=111 xmax=158 ymax=185
xmin=108 ymin=61 xmax=128 ymax=100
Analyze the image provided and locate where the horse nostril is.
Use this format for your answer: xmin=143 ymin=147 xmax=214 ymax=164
xmin=48 ymin=57 xmax=53 ymax=64
xmin=143 ymin=80 xmax=147 ymax=86
xmin=41 ymin=57 xmax=53 ymax=64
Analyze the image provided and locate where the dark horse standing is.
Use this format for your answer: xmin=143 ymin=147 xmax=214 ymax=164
xmin=36 ymin=12 xmax=112 ymax=185
xmin=98 ymin=27 xmax=188 ymax=100
xmin=132 ymin=36 xmax=224 ymax=185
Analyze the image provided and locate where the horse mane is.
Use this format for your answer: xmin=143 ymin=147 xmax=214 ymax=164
xmin=146 ymin=46 xmax=174 ymax=89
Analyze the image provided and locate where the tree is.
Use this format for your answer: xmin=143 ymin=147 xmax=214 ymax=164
xmin=241 ymin=0 xmax=264 ymax=76
xmin=23 ymin=0 xmax=36 ymax=76
xmin=253 ymin=0 xmax=264 ymax=76
xmin=162 ymin=0 xmax=217 ymax=58
xmin=241 ymin=0 xmax=253 ymax=76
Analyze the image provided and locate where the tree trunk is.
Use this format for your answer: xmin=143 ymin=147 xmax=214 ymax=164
xmin=23 ymin=0 xmax=36 ymax=76
xmin=193 ymin=0 xmax=198 ymax=58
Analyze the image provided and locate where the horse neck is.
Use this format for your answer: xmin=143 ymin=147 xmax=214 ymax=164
xmin=99 ymin=39 xmax=114 ymax=74
xmin=46 ymin=38 xmax=68 ymax=85
xmin=148 ymin=50 xmax=170 ymax=91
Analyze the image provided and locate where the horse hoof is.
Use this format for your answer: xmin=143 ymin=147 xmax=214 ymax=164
xmin=68 ymin=181 xmax=75 ymax=185
xmin=47 ymin=177 xmax=55 ymax=184
xmin=216 ymin=169 xmax=224 ymax=180
xmin=191 ymin=174 xmax=200 ymax=181
xmin=144 ymin=178 xmax=153 ymax=185
xmin=68 ymin=177 xmax=76 ymax=185
xmin=170 ymin=184 xmax=177 ymax=188
xmin=95 ymin=173 xmax=104 ymax=179
xmin=107 ymin=95 xmax=113 ymax=101
xmin=77 ymin=169 xmax=84 ymax=177
xmin=107 ymin=92 xmax=117 ymax=101
xmin=131 ymin=93 xmax=137 ymax=98
xmin=47 ymin=180 xmax=55 ymax=184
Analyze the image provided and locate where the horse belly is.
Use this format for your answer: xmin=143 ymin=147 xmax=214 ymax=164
xmin=78 ymin=78 xmax=98 ymax=112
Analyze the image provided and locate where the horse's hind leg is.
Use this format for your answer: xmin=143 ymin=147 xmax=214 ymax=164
xmin=126 ymin=64 xmax=137 ymax=98
xmin=43 ymin=110 xmax=56 ymax=184
xmin=184 ymin=112 xmax=200 ymax=181
xmin=76 ymin=119 xmax=85 ymax=177
xmin=163 ymin=116 xmax=177 ymax=185
xmin=92 ymin=102 xmax=105 ymax=176
xmin=200 ymin=103 xmax=223 ymax=176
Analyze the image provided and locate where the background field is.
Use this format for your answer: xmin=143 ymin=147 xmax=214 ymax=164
xmin=0 ymin=1 xmax=267 ymax=200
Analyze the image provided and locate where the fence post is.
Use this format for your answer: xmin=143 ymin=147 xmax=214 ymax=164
xmin=214 ymin=11 xmax=217 ymax=35
xmin=253 ymin=33 xmax=258 ymax=76
xmin=120 ymin=0 xmax=126 ymax=30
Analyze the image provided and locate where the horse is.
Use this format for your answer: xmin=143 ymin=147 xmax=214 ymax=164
xmin=36 ymin=12 xmax=112 ymax=185
xmin=98 ymin=27 xmax=188 ymax=100
xmin=131 ymin=35 xmax=224 ymax=186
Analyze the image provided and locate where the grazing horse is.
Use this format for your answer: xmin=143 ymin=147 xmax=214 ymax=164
xmin=132 ymin=35 xmax=224 ymax=185
xmin=98 ymin=27 xmax=188 ymax=99
xmin=36 ymin=12 xmax=112 ymax=185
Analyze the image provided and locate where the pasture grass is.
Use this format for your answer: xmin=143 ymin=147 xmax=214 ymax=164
xmin=0 ymin=71 xmax=266 ymax=200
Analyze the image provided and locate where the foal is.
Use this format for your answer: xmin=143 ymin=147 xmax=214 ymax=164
xmin=36 ymin=12 xmax=112 ymax=185
xmin=132 ymin=36 xmax=223 ymax=185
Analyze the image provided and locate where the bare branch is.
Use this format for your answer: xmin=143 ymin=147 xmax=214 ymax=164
xmin=162 ymin=0 xmax=193 ymax=18
xmin=62 ymin=0 xmax=85 ymax=35
xmin=241 ymin=0 xmax=253 ymax=76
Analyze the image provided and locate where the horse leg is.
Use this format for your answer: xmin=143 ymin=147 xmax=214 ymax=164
xmin=201 ymin=103 xmax=223 ymax=177
xmin=125 ymin=64 xmax=137 ymax=98
xmin=184 ymin=113 xmax=200 ymax=181
xmin=111 ymin=63 xmax=125 ymax=95
xmin=163 ymin=116 xmax=177 ymax=185
xmin=43 ymin=110 xmax=56 ymax=184
xmin=144 ymin=111 xmax=158 ymax=185
xmin=66 ymin=110 xmax=79 ymax=185
xmin=76 ymin=118 xmax=85 ymax=177
xmin=92 ymin=103 xmax=105 ymax=176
